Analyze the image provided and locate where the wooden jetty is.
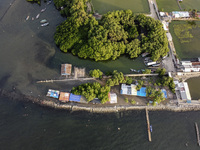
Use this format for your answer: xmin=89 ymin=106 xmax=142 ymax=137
xmin=195 ymin=122 xmax=200 ymax=146
xmin=146 ymin=107 xmax=152 ymax=142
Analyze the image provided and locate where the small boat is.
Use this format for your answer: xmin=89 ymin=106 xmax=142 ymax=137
xmin=152 ymin=63 xmax=160 ymax=67
xmin=150 ymin=125 xmax=153 ymax=132
xmin=36 ymin=13 xmax=40 ymax=19
xmin=32 ymin=17 xmax=34 ymax=20
xmin=130 ymin=68 xmax=137 ymax=72
xmin=47 ymin=1 xmax=52 ymax=5
xmin=41 ymin=8 xmax=46 ymax=13
xmin=41 ymin=22 xmax=49 ymax=27
xmin=141 ymin=52 xmax=149 ymax=57
xmin=40 ymin=19 xmax=47 ymax=23
xmin=26 ymin=15 xmax=29 ymax=20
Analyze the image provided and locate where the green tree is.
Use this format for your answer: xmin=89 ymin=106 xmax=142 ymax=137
xmin=89 ymin=69 xmax=103 ymax=78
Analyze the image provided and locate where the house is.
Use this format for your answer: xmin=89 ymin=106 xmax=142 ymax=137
xmin=61 ymin=64 xmax=72 ymax=76
xmin=59 ymin=92 xmax=70 ymax=102
xmin=69 ymin=93 xmax=81 ymax=102
xmin=108 ymin=93 xmax=117 ymax=104
xmin=46 ymin=89 xmax=60 ymax=99
xmin=181 ymin=60 xmax=200 ymax=72
xmin=174 ymin=81 xmax=191 ymax=100
xmin=120 ymin=84 xmax=137 ymax=95
xmin=172 ymin=11 xmax=190 ymax=18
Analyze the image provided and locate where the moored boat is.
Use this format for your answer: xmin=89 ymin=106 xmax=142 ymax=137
xmin=150 ymin=125 xmax=153 ymax=132
xmin=26 ymin=15 xmax=29 ymax=20
xmin=41 ymin=22 xmax=49 ymax=27
xmin=40 ymin=19 xmax=47 ymax=23
xmin=36 ymin=14 xmax=40 ymax=19
xmin=41 ymin=8 xmax=46 ymax=13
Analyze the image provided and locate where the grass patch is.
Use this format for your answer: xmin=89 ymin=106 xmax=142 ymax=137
xmin=180 ymin=0 xmax=200 ymax=11
xmin=91 ymin=0 xmax=150 ymax=14
xmin=156 ymin=0 xmax=179 ymax=12
xmin=169 ymin=21 xmax=200 ymax=59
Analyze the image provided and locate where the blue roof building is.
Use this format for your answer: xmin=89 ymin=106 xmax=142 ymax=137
xmin=46 ymin=89 xmax=60 ymax=99
xmin=137 ymin=87 xmax=147 ymax=97
xmin=69 ymin=93 xmax=81 ymax=102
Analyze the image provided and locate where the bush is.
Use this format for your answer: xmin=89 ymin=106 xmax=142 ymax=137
xmin=125 ymin=98 xmax=129 ymax=103
xmin=89 ymin=69 xmax=103 ymax=78
xmin=131 ymin=100 xmax=136 ymax=104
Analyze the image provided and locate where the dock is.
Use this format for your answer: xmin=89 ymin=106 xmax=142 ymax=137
xmin=146 ymin=107 xmax=152 ymax=142
xmin=195 ymin=122 xmax=200 ymax=146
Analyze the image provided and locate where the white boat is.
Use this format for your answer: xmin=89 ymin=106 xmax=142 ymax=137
xmin=26 ymin=15 xmax=29 ymax=20
xmin=41 ymin=22 xmax=49 ymax=27
xmin=47 ymin=1 xmax=52 ymax=5
xmin=150 ymin=125 xmax=153 ymax=132
xmin=130 ymin=68 xmax=137 ymax=72
xmin=41 ymin=8 xmax=46 ymax=13
xmin=40 ymin=19 xmax=47 ymax=23
xmin=36 ymin=14 xmax=40 ymax=19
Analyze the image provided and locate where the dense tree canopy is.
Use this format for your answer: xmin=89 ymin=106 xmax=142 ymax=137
xmin=54 ymin=0 xmax=169 ymax=61
xmin=71 ymin=82 xmax=110 ymax=104
xmin=89 ymin=69 xmax=103 ymax=78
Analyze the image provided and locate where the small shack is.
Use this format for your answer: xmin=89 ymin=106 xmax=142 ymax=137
xmin=108 ymin=93 xmax=118 ymax=104
xmin=69 ymin=93 xmax=81 ymax=102
xmin=74 ymin=67 xmax=86 ymax=78
xmin=120 ymin=84 xmax=137 ymax=95
xmin=46 ymin=89 xmax=60 ymax=99
xmin=59 ymin=92 xmax=70 ymax=102
xmin=61 ymin=64 xmax=72 ymax=77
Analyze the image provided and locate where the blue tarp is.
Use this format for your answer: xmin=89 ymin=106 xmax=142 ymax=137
xmin=162 ymin=89 xmax=167 ymax=98
xmin=137 ymin=87 xmax=147 ymax=97
xmin=69 ymin=93 xmax=81 ymax=102
xmin=137 ymin=88 xmax=167 ymax=98
xmin=49 ymin=91 xmax=59 ymax=98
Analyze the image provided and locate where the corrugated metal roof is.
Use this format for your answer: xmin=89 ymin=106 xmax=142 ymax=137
xmin=61 ymin=64 xmax=72 ymax=75
xmin=69 ymin=93 xmax=81 ymax=102
xmin=59 ymin=92 xmax=70 ymax=102
xmin=46 ymin=89 xmax=60 ymax=99
xmin=137 ymin=87 xmax=146 ymax=97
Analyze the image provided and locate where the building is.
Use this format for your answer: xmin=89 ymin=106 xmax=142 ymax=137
xmin=74 ymin=67 xmax=86 ymax=78
xmin=174 ymin=81 xmax=191 ymax=100
xmin=59 ymin=92 xmax=70 ymax=102
xmin=121 ymin=84 xmax=167 ymax=98
xmin=120 ymin=84 xmax=137 ymax=95
xmin=172 ymin=11 xmax=190 ymax=18
xmin=69 ymin=93 xmax=81 ymax=102
xmin=181 ymin=60 xmax=200 ymax=72
xmin=46 ymin=89 xmax=60 ymax=99
xmin=108 ymin=93 xmax=117 ymax=104
xmin=61 ymin=64 xmax=72 ymax=76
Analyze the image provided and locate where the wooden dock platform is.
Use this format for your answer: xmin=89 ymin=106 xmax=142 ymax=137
xmin=195 ymin=122 xmax=200 ymax=146
xmin=146 ymin=107 xmax=152 ymax=142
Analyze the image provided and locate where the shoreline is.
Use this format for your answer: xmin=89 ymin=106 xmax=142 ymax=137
xmin=1 ymin=88 xmax=200 ymax=113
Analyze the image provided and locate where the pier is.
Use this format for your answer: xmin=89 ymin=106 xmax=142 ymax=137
xmin=146 ymin=107 xmax=152 ymax=142
xmin=195 ymin=122 xmax=200 ymax=146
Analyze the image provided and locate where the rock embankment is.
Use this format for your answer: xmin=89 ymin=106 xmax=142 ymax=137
xmin=1 ymin=88 xmax=200 ymax=113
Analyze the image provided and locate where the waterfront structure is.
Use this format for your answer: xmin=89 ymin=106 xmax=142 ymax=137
xmin=74 ymin=67 xmax=86 ymax=78
xmin=69 ymin=93 xmax=81 ymax=102
xmin=181 ymin=60 xmax=200 ymax=72
xmin=172 ymin=11 xmax=190 ymax=18
xmin=108 ymin=93 xmax=117 ymax=104
xmin=174 ymin=81 xmax=191 ymax=100
xmin=46 ymin=89 xmax=60 ymax=99
xmin=59 ymin=92 xmax=70 ymax=102
xmin=120 ymin=84 xmax=137 ymax=95
xmin=120 ymin=84 xmax=167 ymax=98
xmin=61 ymin=64 xmax=72 ymax=76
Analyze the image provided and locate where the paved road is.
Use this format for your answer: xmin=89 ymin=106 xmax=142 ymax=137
xmin=147 ymin=0 xmax=158 ymax=20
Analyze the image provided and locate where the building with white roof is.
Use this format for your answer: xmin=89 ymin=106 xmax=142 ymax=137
xmin=172 ymin=11 xmax=190 ymax=18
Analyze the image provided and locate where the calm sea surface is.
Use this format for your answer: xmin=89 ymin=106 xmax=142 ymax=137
xmin=1 ymin=0 xmax=200 ymax=149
